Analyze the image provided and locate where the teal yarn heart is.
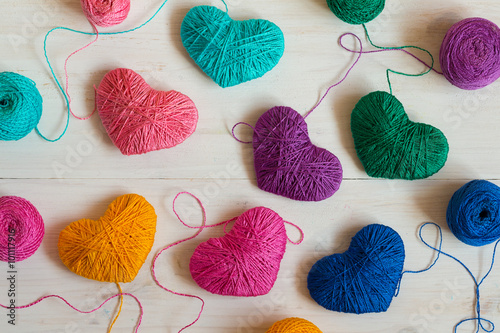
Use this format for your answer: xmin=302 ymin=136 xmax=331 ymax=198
xmin=351 ymin=91 xmax=449 ymax=180
xmin=181 ymin=6 xmax=285 ymax=88
xmin=307 ymin=224 xmax=405 ymax=314
xmin=0 ymin=72 xmax=43 ymax=141
xmin=327 ymin=0 xmax=385 ymax=25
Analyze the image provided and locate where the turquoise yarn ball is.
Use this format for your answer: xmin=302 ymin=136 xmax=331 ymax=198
xmin=326 ymin=0 xmax=385 ymax=25
xmin=0 ymin=72 xmax=43 ymax=141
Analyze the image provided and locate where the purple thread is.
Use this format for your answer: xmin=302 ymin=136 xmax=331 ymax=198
xmin=440 ymin=17 xmax=500 ymax=90
xmin=253 ymin=106 xmax=343 ymax=201
xmin=338 ymin=32 xmax=443 ymax=75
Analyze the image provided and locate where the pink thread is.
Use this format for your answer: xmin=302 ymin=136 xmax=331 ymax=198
xmin=81 ymin=0 xmax=131 ymax=27
xmin=0 ymin=293 xmax=143 ymax=332
xmin=151 ymin=192 xmax=303 ymax=332
xmin=96 ymin=68 xmax=198 ymax=155
xmin=64 ymin=19 xmax=100 ymax=120
xmin=0 ymin=196 xmax=44 ymax=262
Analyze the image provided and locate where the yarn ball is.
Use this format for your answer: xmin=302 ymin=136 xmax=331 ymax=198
xmin=181 ymin=6 xmax=285 ymax=88
xmin=326 ymin=0 xmax=385 ymax=25
xmin=58 ymin=194 xmax=157 ymax=283
xmin=351 ymin=91 xmax=449 ymax=180
xmin=307 ymin=224 xmax=405 ymax=314
xmin=0 ymin=196 xmax=44 ymax=262
xmin=447 ymin=180 xmax=500 ymax=246
xmin=80 ymin=0 xmax=130 ymax=27
xmin=190 ymin=207 xmax=288 ymax=296
xmin=96 ymin=68 xmax=198 ymax=156
xmin=253 ymin=106 xmax=343 ymax=201
xmin=440 ymin=17 xmax=500 ymax=90
xmin=266 ymin=317 xmax=322 ymax=333
xmin=0 ymin=72 xmax=43 ymax=141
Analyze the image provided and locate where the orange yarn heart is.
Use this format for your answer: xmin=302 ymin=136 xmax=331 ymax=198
xmin=58 ymin=194 xmax=157 ymax=283
xmin=96 ymin=68 xmax=198 ymax=155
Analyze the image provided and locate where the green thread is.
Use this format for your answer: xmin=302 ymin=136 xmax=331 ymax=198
xmin=362 ymin=24 xmax=435 ymax=95
xmin=351 ymin=91 xmax=449 ymax=180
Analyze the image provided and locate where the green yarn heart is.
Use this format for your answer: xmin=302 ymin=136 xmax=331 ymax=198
xmin=181 ymin=6 xmax=284 ymax=88
xmin=351 ymin=91 xmax=449 ymax=180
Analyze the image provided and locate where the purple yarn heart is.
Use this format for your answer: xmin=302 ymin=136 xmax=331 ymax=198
xmin=252 ymin=106 xmax=343 ymax=201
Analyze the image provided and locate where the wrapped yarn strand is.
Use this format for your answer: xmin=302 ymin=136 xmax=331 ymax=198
xmin=326 ymin=0 xmax=385 ymax=25
xmin=0 ymin=72 xmax=43 ymax=141
xmin=266 ymin=317 xmax=322 ymax=333
xmin=81 ymin=0 xmax=131 ymax=27
xmin=440 ymin=18 xmax=500 ymax=90
xmin=447 ymin=180 xmax=500 ymax=246
xmin=0 ymin=196 xmax=44 ymax=262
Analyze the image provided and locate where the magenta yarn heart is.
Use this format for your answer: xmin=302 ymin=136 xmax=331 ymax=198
xmin=252 ymin=106 xmax=343 ymax=201
xmin=189 ymin=207 xmax=288 ymax=296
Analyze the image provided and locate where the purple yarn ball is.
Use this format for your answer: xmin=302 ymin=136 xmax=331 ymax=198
xmin=439 ymin=17 xmax=500 ymax=90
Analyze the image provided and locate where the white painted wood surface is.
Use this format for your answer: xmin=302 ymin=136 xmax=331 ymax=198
xmin=1 ymin=0 xmax=500 ymax=332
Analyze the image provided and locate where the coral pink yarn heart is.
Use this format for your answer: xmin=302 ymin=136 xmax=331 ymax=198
xmin=189 ymin=207 xmax=288 ymax=296
xmin=253 ymin=106 xmax=343 ymax=201
xmin=96 ymin=68 xmax=198 ymax=155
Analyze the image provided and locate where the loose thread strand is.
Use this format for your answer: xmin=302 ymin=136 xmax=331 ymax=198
xmin=39 ymin=0 xmax=171 ymax=142
xmin=405 ymin=222 xmax=498 ymax=333
xmin=304 ymin=33 xmax=364 ymax=119
xmin=362 ymin=24 xmax=436 ymax=94
xmin=108 ymin=282 xmax=124 ymax=333
xmin=0 ymin=293 xmax=143 ymax=333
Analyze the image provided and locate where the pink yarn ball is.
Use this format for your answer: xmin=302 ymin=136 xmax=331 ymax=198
xmin=80 ymin=0 xmax=131 ymax=27
xmin=189 ymin=207 xmax=288 ymax=296
xmin=0 ymin=196 xmax=44 ymax=262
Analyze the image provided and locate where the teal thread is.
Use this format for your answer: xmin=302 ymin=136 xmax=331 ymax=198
xmin=0 ymin=72 xmax=43 ymax=141
xmin=180 ymin=6 xmax=285 ymax=88
xmin=41 ymin=0 xmax=170 ymax=142
xmin=362 ymin=24 xmax=435 ymax=95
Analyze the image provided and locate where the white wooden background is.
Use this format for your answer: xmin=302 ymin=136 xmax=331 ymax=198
xmin=1 ymin=0 xmax=500 ymax=332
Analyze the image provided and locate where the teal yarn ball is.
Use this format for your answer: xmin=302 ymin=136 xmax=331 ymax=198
xmin=326 ymin=0 xmax=385 ymax=25
xmin=181 ymin=6 xmax=285 ymax=88
xmin=0 ymin=72 xmax=43 ymax=141
xmin=351 ymin=91 xmax=449 ymax=180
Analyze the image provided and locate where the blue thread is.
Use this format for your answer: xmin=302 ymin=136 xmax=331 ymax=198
xmin=40 ymin=0 xmax=171 ymax=142
xmin=180 ymin=5 xmax=285 ymax=88
xmin=447 ymin=180 xmax=500 ymax=246
xmin=411 ymin=222 xmax=498 ymax=333
xmin=307 ymin=224 xmax=405 ymax=314
xmin=0 ymin=72 xmax=43 ymax=141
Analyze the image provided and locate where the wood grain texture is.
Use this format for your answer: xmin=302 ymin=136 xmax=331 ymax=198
xmin=1 ymin=0 xmax=500 ymax=332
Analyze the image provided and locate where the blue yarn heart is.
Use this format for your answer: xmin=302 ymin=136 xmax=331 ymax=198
xmin=181 ymin=6 xmax=285 ymax=88
xmin=307 ymin=224 xmax=405 ymax=314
